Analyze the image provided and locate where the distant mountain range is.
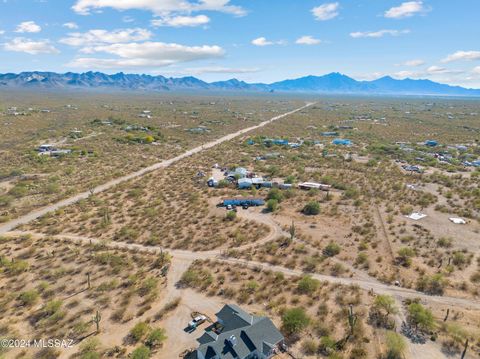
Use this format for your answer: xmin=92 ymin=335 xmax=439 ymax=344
xmin=1 ymin=71 xmax=479 ymax=96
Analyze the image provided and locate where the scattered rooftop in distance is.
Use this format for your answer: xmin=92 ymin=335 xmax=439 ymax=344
xmin=406 ymin=212 xmax=427 ymax=221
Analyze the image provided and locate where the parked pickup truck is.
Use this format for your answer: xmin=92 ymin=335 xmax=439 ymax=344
xmin=188 ymin=315 xmax=207 ymax=329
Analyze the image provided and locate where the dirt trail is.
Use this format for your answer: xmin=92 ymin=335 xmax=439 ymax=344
xmin=234 ymin=208 xmax=285 ymax=250
xmin=6 ymin=230 xmax=480 ymax=312
xmin=0 ymin=102 xmax=315 ymax=235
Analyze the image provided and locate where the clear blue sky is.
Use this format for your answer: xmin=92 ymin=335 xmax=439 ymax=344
xmin=1 ymin=0 xmax=480 ymax=87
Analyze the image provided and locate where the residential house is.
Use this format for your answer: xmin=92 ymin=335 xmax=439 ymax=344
xmin=186 ymin=304 xmax=284 ymax=359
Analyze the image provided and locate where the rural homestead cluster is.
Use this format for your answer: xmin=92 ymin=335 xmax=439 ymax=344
xmin=204 ymin=133 xmax=477 ymax=229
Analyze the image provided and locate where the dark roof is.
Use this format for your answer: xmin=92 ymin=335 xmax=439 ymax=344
xmin=187 ymin=304 xmax=283 ymax=359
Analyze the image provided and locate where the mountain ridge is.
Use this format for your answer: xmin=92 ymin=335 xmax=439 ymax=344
xmin=1 ymin=71 xmax=479 ymax=96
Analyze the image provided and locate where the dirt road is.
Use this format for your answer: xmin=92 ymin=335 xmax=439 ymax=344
xmin=0 ymin=102 xmax=315 ymax=235
xmin=7 ymin=230 xmax=480 ymax=312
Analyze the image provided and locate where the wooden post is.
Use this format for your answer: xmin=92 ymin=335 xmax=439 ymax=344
xmin=87 ymin=273 xmax=91 ymax=289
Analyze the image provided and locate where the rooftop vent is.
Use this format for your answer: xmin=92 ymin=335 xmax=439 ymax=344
xmin=227 ymin=335 xmax=238 ymax=347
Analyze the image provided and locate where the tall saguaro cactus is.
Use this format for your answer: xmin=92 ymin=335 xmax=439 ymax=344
xmin=93 ymin=310 xmax=101 ymax=333
xmin=289 ymin=221 xmax=296 ymax=241
xmin=348 ymin=304 xmax=358 ymax=337
xmin=461 ymin=339 xmax=469 ymax=359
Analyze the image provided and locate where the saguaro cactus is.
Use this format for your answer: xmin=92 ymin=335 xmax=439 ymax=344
xmin=443 ymin=308 xmax=449 ymax=322
xmin=102 ymin=207 xmax=110 ymax=226
xmin=93 ymin=310 xmax=101 ymax=333
xmin=289 ymin=221 xmax=296 ymax=241
xmin=348 ymin=304 xmax=358 ymax=337
xmin=461 ymin=339 xmax=469 ymax=359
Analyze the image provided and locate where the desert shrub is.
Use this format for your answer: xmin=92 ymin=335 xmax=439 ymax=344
xmin=245 ymin=280 xmax=259 ymax=294
xmin=451 ymin=252 xmax=467 ymax=267
xmin=437 ymin=237 xmax=452 ymax=248
xmin=343 ymin=187 xmax=359 ymax=199
xmin=0 ymin=195 xmax=13 ymax=207
xmin=323 ymin=242 xmax=341 ymax=257
xmin=0 ymin=258 xmax=29 ymax=275
xmin=146 ymin=328 xmax=167 ymax=348
xmin=302 ymin=201 xmax=320 ymax=215
xmin=18 ymin=290 xmax=39 ymax=306
xmin=318 ymin=336 xmax=336 ymax=355
xmin=416 ymin=274 xmax=446 ymax=295
xmin=78 ymin=338 xmax=101 ymax=359
xmin=282 ymin=307 xmax=311 ymax=335
xmin=130 ymin=322 xmax=150 ymax=342
xmin=225 ymin=210 xmax=237 ymax=221
xmin=302 ymin=339 xmax=318 ymax=355
xmin=470 ymin=271 xmax=480 ymax=283
xmin=43 ymin=300 xmax=62 ymax=316
xmin=137 ymin=278 xmax=158 ymax=296
xmin=297 ymin=275 xmax=320 ymax=294
xmin=407 ymin=303 xmax=435 ymax=332
xmin=385 ymin=331 xmax=406 ymax=359
xmin=355 ymin=252 xmax=368 ymax=265
xmin=330 ymin=263 xmax=345 ymax=276
xmin=350 ymin=347 xmax=367 ymax=359
xmin=8 ymin=184 xmax=28 ymax=198
xmin=369 ymin=295 xmax=397 ymax=329
xmin=267 ymin=188 xmax=284 ymax=203
xmin=441 ymin=322 xmax=469 ymax=353
xmin=266 ymin=199 xmax=279 ymax=212
xmin=131 ymin=345 xmax=150 ymax=359
xmin=180 ymin=268 xmax=213 ymax=289
xmin=396 ymin=247 xmax=415 ymax=267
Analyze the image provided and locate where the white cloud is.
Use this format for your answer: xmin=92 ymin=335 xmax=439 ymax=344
xmin=151 ymin=15 xmax=210 ymax=27
xmin=350 ymin=29 xmax=410 ymax=38
xmin=442 ymin=50 xmax=480 ymax=63
xmin=63 ymin=22 xmax=79 ymax=29
xmin=251 ymin=37 xmax=286 ymax=47
xmin=384 ymin=1 xmax=427 ymax=19
xmin=251 ymin=37 xmax=272 ymax=46
xmin=473 ymin=66 xmax=480 ymax=75
xmin=60 ymin=28 xmax=152 ymax=47
xmin=4 ymin=37 xmax=59 ymax=54
xmin=393 ymin=66 xmax=463 ymax=79
xmin=0 ymin=30 xmax=5 ymax=35
xmin=72 ymin=0 xmax=246 ymax=17
xmin=296 ymin=35 xmax=321 ymax=45
xmin=15 ymin=21 xmax=42 ymax=33
xmin=403 ymin=59 xmax=425 ymax=66
xmin=312 ymin=2 xmax=339 ymax=21
xmin=68 ymin=41 xmax=224 ymax=69
xmin=185 ymin=66 xmax=260 ymax=74
xmin=426 ymin=65 xmax=448 ymax=74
